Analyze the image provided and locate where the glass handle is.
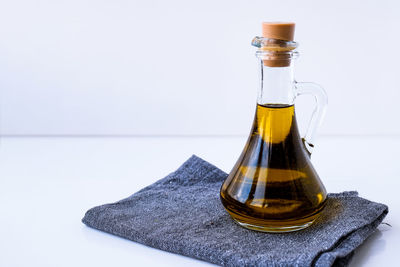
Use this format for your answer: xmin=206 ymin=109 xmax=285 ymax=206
xmin=295 ymin=82 xmax=328 ymax=155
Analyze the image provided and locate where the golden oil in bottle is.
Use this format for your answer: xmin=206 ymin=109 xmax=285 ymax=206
xmin=220 ymin=104 xmax=327 ymax=232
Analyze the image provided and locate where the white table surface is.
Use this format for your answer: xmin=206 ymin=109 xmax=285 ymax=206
xmin=0 ymin=136 xmax=398 ymax=266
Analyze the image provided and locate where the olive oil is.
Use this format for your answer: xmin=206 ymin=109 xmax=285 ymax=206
xmin=220 ymin=104 xmax=327 ymax=232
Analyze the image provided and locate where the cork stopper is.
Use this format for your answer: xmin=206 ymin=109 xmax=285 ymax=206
xmin=261 ymin=22 xmax=296 ymax=67
xmin=262 ymin=22 xmax=295 ymax=41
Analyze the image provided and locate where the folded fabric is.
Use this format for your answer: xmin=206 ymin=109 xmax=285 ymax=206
xmin=82 ymin=155 xmax=388 ymax=267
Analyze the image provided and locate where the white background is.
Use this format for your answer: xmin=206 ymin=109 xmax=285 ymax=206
xmin=0 ymin=0 xmax=399 ymax=136
xmin=0 ymin=1 xmax=399 ymax=267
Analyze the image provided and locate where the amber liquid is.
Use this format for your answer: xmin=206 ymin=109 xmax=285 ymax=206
xmin=220 ymin=104 xmax=327 ymax=232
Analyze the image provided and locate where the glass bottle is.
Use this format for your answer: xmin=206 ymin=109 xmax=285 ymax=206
xmin=220 ymin=22 xmax=328 ymax=232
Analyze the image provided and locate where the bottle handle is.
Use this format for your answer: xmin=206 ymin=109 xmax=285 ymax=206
xmin=294 ymin=82 xmax=328 ymax=155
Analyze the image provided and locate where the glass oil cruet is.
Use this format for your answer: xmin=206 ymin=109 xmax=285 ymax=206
xmin=220 ymin=22 xmax=328 ymax=232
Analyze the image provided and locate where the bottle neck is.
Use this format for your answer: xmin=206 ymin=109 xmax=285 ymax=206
xmin=257 ymin=61 xmax=295 ymax=106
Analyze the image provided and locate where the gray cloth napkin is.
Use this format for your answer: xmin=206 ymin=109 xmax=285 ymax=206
xmin=82 ymin=155 xmax=388 ymax=267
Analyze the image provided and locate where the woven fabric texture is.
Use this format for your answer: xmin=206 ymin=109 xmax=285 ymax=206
xmin=82 ymin=155 xmax=388 ymax=267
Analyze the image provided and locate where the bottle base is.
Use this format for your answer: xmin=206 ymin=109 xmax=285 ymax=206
xmin=226 ymin=209 xmax=322 ymax=233
xmin=233 ymin=218 xmax=315 ymax=233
